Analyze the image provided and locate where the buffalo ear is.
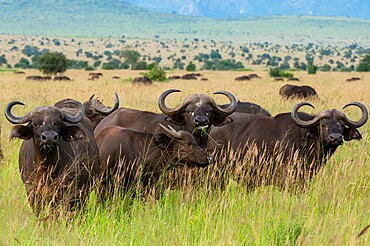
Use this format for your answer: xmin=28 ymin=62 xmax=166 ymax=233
xmin=154 ymin=133 xmax=171 ymax=150
xmin=212 ymin=114 xmax=233 ymax=127
xmin=343 ymin=128 xmax=362 ymax=141
xmin=61 ymin=125 xmax=85 ymax=142
xmin=165 ymin=114 xmax=186 ymax=126
xmin=11 ymin=125 xmax=32 ymax=140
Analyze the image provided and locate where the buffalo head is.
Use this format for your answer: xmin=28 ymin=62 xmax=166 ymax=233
xmin=291 ymin=102 xmax=368 ymax=147
xmin=158 ymin=89 xmax=237 ymax=129
xmin=5 ymin=100 xmax=86 ymax=152
xmin=156 ymin=124 xmax=210 ymax=167
xmin=83 ymin=92 xmax=119 ymax=129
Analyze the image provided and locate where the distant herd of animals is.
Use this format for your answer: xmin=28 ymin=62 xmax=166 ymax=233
xmin=2 ymin=72 xmax=368 ymax=216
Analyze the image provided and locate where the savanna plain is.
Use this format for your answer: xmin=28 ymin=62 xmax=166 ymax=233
xmin=0 ymin=68 xmax=369 ymax=245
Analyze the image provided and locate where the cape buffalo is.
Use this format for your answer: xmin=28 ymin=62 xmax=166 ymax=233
xmin=209 ymin=102 xmax=368 ymax=180
xmin=95 ymin=124 xmax=210 ymax=195
xmin=132 ymin=76 xmax=152 ymax=85
xmin=54 ymin=93 xmax=119 ymax=130
xmin=219 ymin=100 xmax=271 ymax=116
xmin=94 ymin=89 xmax=237 ymax=148
xmin=5 ymin=100 xmax=101 ymax=215
xmin=279 ymin=84 xmax=318 ymax=99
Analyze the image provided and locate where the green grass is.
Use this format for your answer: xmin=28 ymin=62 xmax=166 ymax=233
xmin=0 ymin=70 xmax=369 ymax=245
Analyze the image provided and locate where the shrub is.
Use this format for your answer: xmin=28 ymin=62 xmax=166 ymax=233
xmin=269 ymin=68 xmax=293 ymax=78
xmin=145 ymin=63 xmax=166 ymax=82
xmin=356 ymin=53 xmax=370 ymax=71
xmin=186 ymin=62 xmax=196 ymax=71
xmin=38 ymin=52 xmax=70 ymax=74
xmin=307 ymin=62 xmax=318 ymax=74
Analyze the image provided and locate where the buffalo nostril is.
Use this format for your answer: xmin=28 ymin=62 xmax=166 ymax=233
xmin=53 ymin=135 xmax=58 ymax=141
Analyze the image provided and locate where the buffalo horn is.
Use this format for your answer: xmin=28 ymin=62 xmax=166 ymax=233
xmin=291 ymin=102 xmax=324 ymax=127
xmin=94 ymin=92 xmax=120 ymax=114
xmin=61 ymin=100 xmax=85 ymax=123
xmin=89 ymin=94 xmax=95 ymax=100
xmin=159 ymin=124 xmax=182 ymax=138
xmin=212 ymin=91 xmax=237 ymax=115
xmin=158 ymin=89 xmax=185 ymax=115
xmin=4 ymin=101 xmax=31 ymax=124
xmin=340 ymin=102 xmax=368 ymax=128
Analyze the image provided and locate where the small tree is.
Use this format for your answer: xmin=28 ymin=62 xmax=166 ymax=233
xmin=120 ymin=49 xmax=141 ymax=69
xmin=38 ymin=52 xmax=69 ymax=74
xmin=307 ymin=62 xmax=318 ymax=74
xmin=145 ymin=63 xmax=166 ymax=82
xmin=356 ymin=53 xmax=370 ymax=72
xmin=186 ymin=61 xmax=196 ymax=71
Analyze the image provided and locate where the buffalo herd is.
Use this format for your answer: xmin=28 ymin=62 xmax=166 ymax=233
xmin=3 ymin=83 xmax=369 ymax=215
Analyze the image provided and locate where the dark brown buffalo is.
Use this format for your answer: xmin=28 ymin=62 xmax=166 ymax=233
xmin=88 ymin=74 xmax=100 ymax=80
xmin=168 ymin=75 xmax=181 ymax=80
xmin=288 ymin=77 xmax=300 ymax=81
xmin=26 ymin=75 xmax=51 ymax=81
xmin=235 ymin=75 xmax=250 ymax=81
xmin=279 ymin=84 xmax=318 ymax=99
xmin=219 ymin=101 xmax=271 ymax=116
xmin=53 ymin=76 xmax=71 ymax=81
xmin=274 ymin=77 xmax=284 ymax=81
xmin=94 ymin=89 xmax=237 ymax=148
xmin=181 ymin=74 xmax=197 ymax=80
xmin=96 ymin=124 xmax=210 ymax=194
xmin=5 ymin=101 xmax=101 ymax=215
xmin=209 ymin=102 xmax=368 ymax=178
xmin=248 ymin=73 xmax=262 ymax=79
xmin=112 ymin=76 xmax=121 ymax=79
xmin=200 ymin=78 xmax=209 ymax=81
xmin=89 ymin=72 xmax=103 ymax=77
xmin=54 ymin=93 xmax=120 ymax=130
xmin=132 ymin=76 xmax=152 ymax=85
xmin=14 ymin=71 xmax=26 ymax=74
xmin=346 ymin=77 xmax=361 ymax=82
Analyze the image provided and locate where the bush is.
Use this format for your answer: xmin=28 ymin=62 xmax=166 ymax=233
xmin=38 ymin=52 xmax=70 ymax=74
xmin=145 ymin=63 xmax=166 ymax=82
xmin=269 ymin=68 xmax=293 ymax=78
xmin=307 ymin=62 xmax=318 ymax=74
xmin=356 ymin=53 xmax=370 ymax=72
xmin=186 ymin=62 xmax=196 ymax=71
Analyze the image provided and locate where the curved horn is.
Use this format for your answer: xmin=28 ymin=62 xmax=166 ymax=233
xmin=158 ymin=89 xmax=185 ymax=115
xmin=340 ymin=102 xmax=368 ymax=128
xmin=61 ymin=100 xmax=85 ymax=123
xmin=4 ymin=101 xmax=31 ymax=124
xmin=94 ymin=92 xmax=120 ymax=114
xmin=291 ymin=102 xmax=323 ymax=127
xmin=213 ymin=91 xmax=238 ymax=115
xmin=159 ymin=124 xmax=182 ymax=138
xmin=89 ymin=94 xmax=95 ymax=100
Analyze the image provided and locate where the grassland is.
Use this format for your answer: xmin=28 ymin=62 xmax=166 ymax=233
xmin=1 ymin=0 xmax=370 ymax=45
xmin=0 ymin=68 xmax=369 ymax=245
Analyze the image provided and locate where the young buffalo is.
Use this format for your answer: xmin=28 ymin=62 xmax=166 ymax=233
xmin=95 ymin=124 xmax=210 ymax=196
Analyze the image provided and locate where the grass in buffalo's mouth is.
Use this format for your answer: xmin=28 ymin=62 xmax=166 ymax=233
xmin=39 ymin=143 xmax=58 ymax=153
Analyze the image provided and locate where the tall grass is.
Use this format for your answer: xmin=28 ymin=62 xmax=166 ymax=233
xmin=0 ymin=69 xmax=369 ymax=245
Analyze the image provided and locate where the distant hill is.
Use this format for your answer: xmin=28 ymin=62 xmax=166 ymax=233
xmin=124 ymin=0 xmax=370 ymax=19
xmin=1 ymin=0 xmax=370 ymax=45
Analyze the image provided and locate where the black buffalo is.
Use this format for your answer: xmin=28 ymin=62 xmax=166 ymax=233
xmin=94 ymin=89 xmax=237 ymax=148
xmin=96 ymin=124 xmax=210 ymax=195
xmin=54 ymin=93 xmax=119 ymax=130
xmin=219 ymin=100 xmax=271 ymax=116
xmin=209 ymin=102 xmax=368 ymax=180
xmin=5 ymin=100 xmax=101 ymax=215
xmin=132 ymin=76 xmax=152 ymax=85
xmin=279 ymin=84 xmax=318 ymax=99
